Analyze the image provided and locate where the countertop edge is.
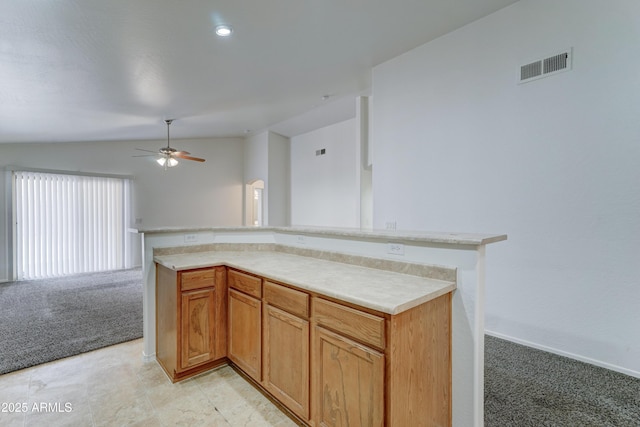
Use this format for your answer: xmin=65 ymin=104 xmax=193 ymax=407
xmin=134 ymin=225 xmax=507 ymax=247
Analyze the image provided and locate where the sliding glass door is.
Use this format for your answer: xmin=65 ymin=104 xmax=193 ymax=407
xmin=13 ymin=171 xmax=131 ymax=280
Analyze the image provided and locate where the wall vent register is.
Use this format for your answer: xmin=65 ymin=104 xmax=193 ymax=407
xmin=519 ymin=48 xmax=572 ymax=83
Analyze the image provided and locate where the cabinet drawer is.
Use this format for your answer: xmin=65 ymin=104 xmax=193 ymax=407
xmin=228 ymin=269 xmax=262 ymax=298
xmin=180 ymin=268 xmax=215 ymax=291
xmin=313 ymin=298 xmax=385 ymax=350
xmin=264 ymin=281 xmax=309 ymax=319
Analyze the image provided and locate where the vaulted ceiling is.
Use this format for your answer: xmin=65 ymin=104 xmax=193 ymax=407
xmin=1 ymin=0 xmax=518 ymax=143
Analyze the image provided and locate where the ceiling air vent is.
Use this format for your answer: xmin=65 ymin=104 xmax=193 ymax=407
xmin=519 ymin=48 xmax=572 ymax=84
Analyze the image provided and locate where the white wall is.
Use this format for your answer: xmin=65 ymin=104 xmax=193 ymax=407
xmin=244 ymin=132 xmax=269 ymax=185
xmin=267 ymin=132 xmax=290 ymax=226
xmin=371 ymin=0 xmax=640 ymax=376
xmin=243 ymin=131 xmax=290 ymax=226
xmin=0 ymin=137 xmax=244 ymax=281
xmin=290 ymin=119 xmax=359 ymax=227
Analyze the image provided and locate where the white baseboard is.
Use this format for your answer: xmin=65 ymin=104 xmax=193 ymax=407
xmin=485 ymin=329 xmax=640 ymax=379
xmin=142 ymin=351 xmax=156 ymax=362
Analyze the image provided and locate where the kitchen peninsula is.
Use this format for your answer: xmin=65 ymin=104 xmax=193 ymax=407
xmin=135 ymin=226 xmax=507 ymax=427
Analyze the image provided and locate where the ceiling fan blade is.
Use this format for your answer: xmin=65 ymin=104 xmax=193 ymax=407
xmin=135 ymin=148 xmax=159 ymax=153
xmin=174 ymin=152 xmax=206 ymax=162
xmin=174 ymin=150 xmax=191 ymax=156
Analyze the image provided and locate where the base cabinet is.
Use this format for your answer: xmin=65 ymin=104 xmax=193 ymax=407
xmin=263 ymin=302 xmax=310 ymax=421
xmin=313 ymin=326 xmax=384 ymax=427
xmin=156 ymin=264 xmax=227 ymax=382
xmin=158 ymin=265 xmax=451 ymax=426
xmin=228 ymin=287 xmax=262 ymax=382
xmin=180 ymin=288 xmax=215 ymax=370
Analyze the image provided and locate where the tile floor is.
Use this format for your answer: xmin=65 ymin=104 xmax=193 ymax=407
xmin=0 ymin=339 xmax=297 ymax=427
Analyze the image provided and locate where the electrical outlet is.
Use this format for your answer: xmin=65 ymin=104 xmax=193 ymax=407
xmin=296 ymin=235 xmax=306 ymax=245
xmin=184 ymin=234 xmax=198 ymax=243
xmin=387 ymin=243 xmax=404 ymax=256
xmin=385 ymin=221 xmax=397 ymax=231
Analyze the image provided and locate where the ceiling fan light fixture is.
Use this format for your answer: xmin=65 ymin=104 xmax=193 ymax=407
xmin=215 ymin=25 xmax=233 ymax=37
xmin=133 ymin=118 xmax=205 ymax=168
xmin=156 ymin=156 xmax=178 ymax=167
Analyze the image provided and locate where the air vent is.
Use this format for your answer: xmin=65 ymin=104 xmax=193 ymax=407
xmin=521 ymin=61 xmax=542 ymax=81
xmin=544 ymin=53 xmax=569 ymax=74
xmin=519 ymin=48 xmax=572 ymax=84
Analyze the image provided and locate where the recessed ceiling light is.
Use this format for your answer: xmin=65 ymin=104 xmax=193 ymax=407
xmin=215 ymin=25 xmax=233 ymax=37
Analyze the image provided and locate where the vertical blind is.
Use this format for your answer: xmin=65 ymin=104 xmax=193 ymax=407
xmin=14 ymin=171 xmax=131 ymax=280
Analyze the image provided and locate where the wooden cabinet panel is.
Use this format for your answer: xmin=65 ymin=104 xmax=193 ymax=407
xmin=180 ymin=288 xmax=215 ymax=370
xmin=228 ymin=269 xmax=262 ymax=298
xmin=156 ymin=264 xmax=178 ymax=375
xmin=264 ymin=280 xmax=309 ymax=318
xmin=181 ymin=268 xmax=216 ymax=291
xmin=228 ymin=288 xmax=262 ymax=381
xmin=212 ymin=267 xmax=228 ymax=360
xmin=263 ymin=304 xmax=310 ymax=421
xmin=387 ymin=293 xmax=452 ymax=426
xmin=156 ymin=264 xmax=226 ymax=382
xmin=313 ymin=326 xmax=384 ymax=427
xmin=314 ymin=298 xmax=386 ymax=350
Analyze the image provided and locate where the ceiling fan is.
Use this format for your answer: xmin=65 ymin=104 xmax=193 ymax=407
xmin=134 ymin=119 xmax=206 ymax=169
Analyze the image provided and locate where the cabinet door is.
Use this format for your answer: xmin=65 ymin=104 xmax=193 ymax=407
xmin=263 ymin=304 xmax=310 ymax=420
xmin=313 ymin=327 xmax=384 ymax=427
xmin=228 ymin=288 xmax=262 ymax=381
xmin=180 ymin=288 xmax=215 ymax=371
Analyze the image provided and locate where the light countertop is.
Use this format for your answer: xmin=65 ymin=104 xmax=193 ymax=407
xmin=135 ymin=225 xmax=507 ymax=247
xmin=154 ymin=250 xmax=456 ymax=315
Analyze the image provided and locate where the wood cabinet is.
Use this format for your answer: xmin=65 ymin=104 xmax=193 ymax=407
xmin=313 ymin=297 xmax=385 ymax=350
xmin=157 ymin=264 xmax=451 ymax=426
xmin=386 ymin=293 xmax=452 ymax=426
xmin=311 ymin=294 xmax=452 ymax=427
xmin=313 ymin=326 xmax=384 ymax=427
xmin=180 ymin=287 xmax=215 ymax=369
xmin=262 ymin=281 xmax=310 ymax=421
xmin=156 ymin=264 xmax=227 ymax=382
xmin=228 ymin=270 xmax=262 ymax=382
xmin=312 ymin=298 xmax=386 ymax=427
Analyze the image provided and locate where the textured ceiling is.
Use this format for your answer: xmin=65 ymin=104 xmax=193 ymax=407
xmin=0 ymin=0 xmax=518 ymax=143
